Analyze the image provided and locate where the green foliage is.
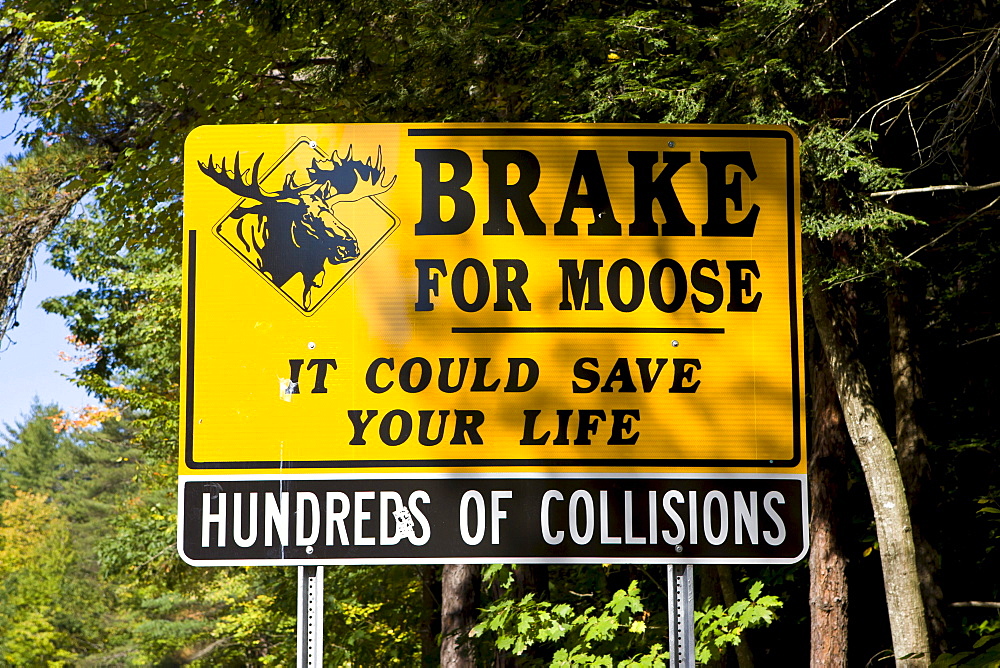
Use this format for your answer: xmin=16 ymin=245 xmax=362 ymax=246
xmin=206 ymin=570 xmax=296 ymax=666
xmin=96 ymin=495 xmax=176 ymax=580
xmin=474 ymin=580 xmax=668 ymax=666
xmin=0 ymin=490 xmax=80 ymax=665
xmin=1 ymin=0 xmax=633 ymax=256
xmin=571 ymin=8 xmax=707 ymax=124
xmin=0 ymin=404 xmax=157 ymax=663
xmin=44 ymin=214 xmax=182 ymax=458
xmin=932 ymin=632 xmax=1000 ymax=667
xmin=693 ymin=580 xmax=783 ymax=664
xmin=798 ymin=124 xmax=924 ymax=284
xmin=475 ymin=577 xmax=781 ymax=666
xmin=1 ymin=400 xmax=73 ymax=497
xmin=319 ymin=566 xmax=423 ymax=666
xmin=0 ymin=141 xmax=98 ymax=340
xmin=574 ymin=0 xmax=936 ymax=291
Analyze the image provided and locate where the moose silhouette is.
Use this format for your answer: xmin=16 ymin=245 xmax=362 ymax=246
xmin=199 ymin=146 xmax=395 ymax=309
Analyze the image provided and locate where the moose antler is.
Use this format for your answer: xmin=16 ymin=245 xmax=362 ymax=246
xmin=199 ymin=153 xmax=276 ymax=202
xmin=309 ymin=145 xmax=397 ymax=205
xmin=278 ymin=172 xmax=311 ymax=199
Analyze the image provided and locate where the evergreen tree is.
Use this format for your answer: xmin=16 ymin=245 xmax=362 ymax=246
xmin=1 ymin=400 xmax=74 ymax=498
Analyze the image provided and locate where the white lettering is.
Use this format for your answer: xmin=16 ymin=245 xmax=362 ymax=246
xmin=354 ymin=491 xmax=376 ymax=546
xmin=600 ymin=491 xmax=622 ymax=544
xmin=763 ymin=491 xmax=786 ymax=545
xmin=688 ymin=490 xmax=698 ymax=544
xmin=296 ymin=492 xmax=321 ymax=546
xmin=734 ymin=491 xmax=758 ymax=545
xmin=491 ymin=491 xmax=512 ymax=545
xmin=407 ymin=490 xmax=432 ymax=545
xmin=233 ymin=492 xmax=257 ymax=548
xmin=569 ymin=490 xmax=595 ymax=544
xmin=264 ymin=491 xmax=289 ymax=547
xmin=325 ymin=491 xmax=350 ymax=545
xmin=648 ymin=491 xmax=658 ymax=545
xmin=380 ymin=492 xmax=405 ymax=546
xmin=661 ymin=490 xmax=685 ymax=544
xmin=625 ymin=491 xmax=646 ymax=544
xmin=202 ymin=492 xmax=226 ymax=548
xmin=541 ymin=490 xmax=565 ymax=545
xmin=460 ymin=490 xmax=486 ymax=545
xmin=703 ymin=491 xmax=729 ymax=545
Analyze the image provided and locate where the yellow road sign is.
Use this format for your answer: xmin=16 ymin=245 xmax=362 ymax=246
xmin=182 ymin=123 xmax=803 ymax=476
xmin=180 ymin=124 xmax=805 ymax=565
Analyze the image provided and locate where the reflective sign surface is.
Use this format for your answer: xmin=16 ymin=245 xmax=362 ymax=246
xmin=181 ymin=124 xmax=806 ymax=564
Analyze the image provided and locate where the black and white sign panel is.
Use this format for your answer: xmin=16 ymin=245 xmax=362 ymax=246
xmin=179 ymin=474 xmax=807 ymax=565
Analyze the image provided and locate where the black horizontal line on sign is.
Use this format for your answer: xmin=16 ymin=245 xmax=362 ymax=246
xmin=451 ymin=327 xmax=725 ymax=334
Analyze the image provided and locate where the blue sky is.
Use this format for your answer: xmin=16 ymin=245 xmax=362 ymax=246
xmin=0 ymin=109 xmax=94 ymax=431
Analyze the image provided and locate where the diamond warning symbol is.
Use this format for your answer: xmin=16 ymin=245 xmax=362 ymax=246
xmin=199 ymin=138 xmax=398 ymax=315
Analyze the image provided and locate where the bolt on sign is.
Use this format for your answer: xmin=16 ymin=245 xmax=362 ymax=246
xmin=180 ymin=124 xmax=806 ymax=566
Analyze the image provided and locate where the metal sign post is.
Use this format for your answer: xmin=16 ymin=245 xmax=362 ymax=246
xmin=297 ymin=565 xmax=324 ymax=667
xmin=667 ymin=564 xmax=695 ymax=668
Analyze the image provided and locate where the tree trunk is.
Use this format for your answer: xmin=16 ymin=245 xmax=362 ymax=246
xmin=513 ymin=564 xmax=549 ymax=601
xmin=697 ymin=567 xmax=728 ymax=668
xmin=441 ymin=564 xmax=480 ymax=668
xmin=809 ymin=277 xmax=930 ymax=667
xmin=717 ymin=566 xmax=754 ymax=668
xmin=809 ymin=334 xmax=850 ymax=667
xmin=886 ymin=277 xmax=946 ymax=655
xmin=419 ymin=565 xmax=442 ymax=667
xmin=491 ymin=566 xmax=549 ymax=667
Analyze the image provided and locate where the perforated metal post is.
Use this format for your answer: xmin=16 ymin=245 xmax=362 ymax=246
xmin=297 ymin=565 xmax=324 ymax=667
xmin=667 ymin=564 xmax=695 ymax=668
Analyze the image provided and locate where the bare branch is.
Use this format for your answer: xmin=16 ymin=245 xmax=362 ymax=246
xmin=825 ymin=0 xmax=902 ymax=52
xmin=960 ymin=333 xmax=1000 ymax=347
xmin=272 ymin=57 xmax=341 ymax=69
xmin=827 ymin=194 xmax=1000 ymax=287
xmin=871 ymin=180 xmax=1000 ymax=198
xmin=852 ymin=24 xmax=1000 ymax=167
xmin=186 ymin=638 xmax=233 ymax=662
xmin=899 ymin=194 xmax=1000 ymax=263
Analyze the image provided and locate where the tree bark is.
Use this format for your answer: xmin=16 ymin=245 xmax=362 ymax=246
xmin=886 ymin=277 xmax=932 ymax=507
xmin=886 ymin=277 xmax=946 ymax=655
xmin=419 ymin=565 xmax=442 ymax=667
xmin=717 ymin=566 xmax=754 ymax=668
xmin=513 ymin=564 xmax=549 ymax=601
xmin=697 ymin=567 xmax=729 ymax=668
xmin=441 ymin=564 xmax=480 ymax=668
xmin=491 ymin=566 xmax=549 ymax=668
xmin=0 ymin=181 xmax=88 ymax=342
xmin=809 ymin=276 xmax=930 ymax=667
xmin=809 ymin=335 xmax=850 ymax=668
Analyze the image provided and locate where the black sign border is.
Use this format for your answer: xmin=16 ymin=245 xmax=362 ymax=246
xmin=183 ymin=125 xmax=801 ymax=471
